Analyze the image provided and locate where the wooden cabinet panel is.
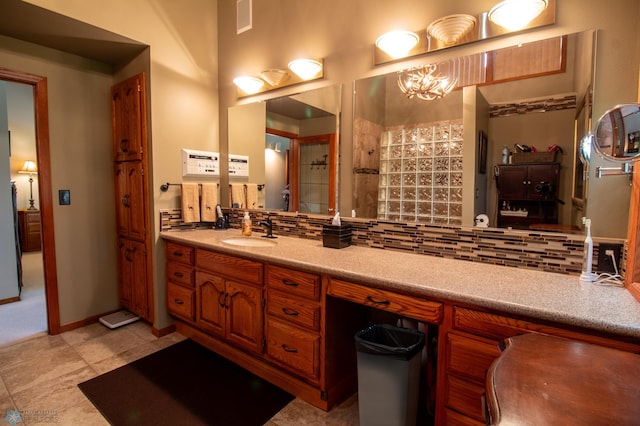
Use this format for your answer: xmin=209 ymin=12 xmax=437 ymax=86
xmin=445 ymin=332 xmax=501 ymax=382
xmin=18 ymin=210 xmax=41 ymax=252
xmin=442 ymin=408 xmax=485 ymax=426
xmin=266 ymin=317 xmax=321 ymax=382
xmin=167 ymin=261 xmax=194 ymax=288
xmin=196 ymin=271 xmax=226 ymax=337
xmin=117 ymin=237 xmax=149 ymax=319
xmin=327 ymin=278 xmax=443 ymax=324
xmin=114 ymin=161 xmax=146 ymax=241
xmin=112 ymin=74 xmax=145 ymax=162
xmin=225 ymin=279 xmax=263 ymax=354
xmin=445 ymin=374 xmax=486 ymax=422
xmin=167 ymin=282 xmax=195 ymax=322
xmin=166 ymin=242 xmax=194 ymax=265
xmin=266 ymin=265 xmax=321 ymax=301
xmin=197 ymin=249 xmax=263 ymax=284
xmin=268 ymin=291 xmax=321 ymax=331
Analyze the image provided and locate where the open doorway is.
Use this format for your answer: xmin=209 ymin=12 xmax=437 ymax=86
xmin=0 ymin=80 xmax=46 ymax=346
xmin=0 ymin=66 xmax=60 ymax=342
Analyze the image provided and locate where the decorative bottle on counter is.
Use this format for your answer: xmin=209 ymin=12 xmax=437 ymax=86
xmin=242 ymin=211 xmax=252 ymax=236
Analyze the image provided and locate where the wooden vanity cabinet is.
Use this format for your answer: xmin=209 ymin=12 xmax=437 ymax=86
xmin=196 ymin=250 xmax=264 ymax=355
xmin=18 ymin=210 xmax=41 ymax=252
xmin=265 ymin=264 xmax=322 ymax=383
xmin=436 ymin=305 xmax=640 ymax=426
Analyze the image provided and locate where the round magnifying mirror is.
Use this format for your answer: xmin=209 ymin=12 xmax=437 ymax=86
xmin=592 ymin=103 xmax=640 ymax=162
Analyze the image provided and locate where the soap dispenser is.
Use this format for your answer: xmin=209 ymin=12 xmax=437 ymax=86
xmin=242 ymin=211 xmax=252 ymax=236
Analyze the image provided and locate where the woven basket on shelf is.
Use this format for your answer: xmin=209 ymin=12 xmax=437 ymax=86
xmin=511 ymin=151 xmax=557 ymax=164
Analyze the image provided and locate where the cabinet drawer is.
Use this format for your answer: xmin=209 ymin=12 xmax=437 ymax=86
xmin=446 ymin=332 xmax=501 ymax=382
xmin=197 ymin=249 xmax=262 ymax=284
xmin=442 ymin=408 xmax=485 ymax=426
xmin=266 ymin=265 xmax=320 ymax=301
xmin=327 ymin=278 xmax=443 ymax=324
xmin=266 ymin=318 xmax=320 ymax=382
xmin=167 ymin=262 xmax=194 ymax=287
xmin=167 ymin=282 xmax=195 ymax=321
xmin=446 ymin=374 xmax=486 ymax=422
xmin=268 ymin=291 xmax=320 ymax=331
xmin=166 ymin=242 xmax=195 ymax=266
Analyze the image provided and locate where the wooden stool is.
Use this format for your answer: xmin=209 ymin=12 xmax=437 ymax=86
xmin=486 ymin=333 xmax=640 ymax=425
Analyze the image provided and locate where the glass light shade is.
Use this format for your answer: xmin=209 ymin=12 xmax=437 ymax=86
xmin=287 ymin=59 xmax=322 ymax=80
xmin=233 ymin=76 xmax=265 ymax=94
xmin=427 ymin=14 xmax=477 ymax=45
xmin=488 ymin=0 xmax=548 ymax=31
xmin=19 ymin=160 xmax=38 ymax=174
xmin=376 ymin=30 xmax=419 ymax=59
xmin=259 ymin=69 xmax=290 ymax=86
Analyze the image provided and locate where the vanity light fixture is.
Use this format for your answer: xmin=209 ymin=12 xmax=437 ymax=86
xmin=259 ymin=69 xmax=290 ymax=87
xmin=375 ymin=30 xmax=419 ymax=59
xmin=488 ymin=0 xmax=548 ymax=31
xmin=427 ymin=14 xmax=477 ymax=46
xmin=233 ymin=76 xmax=265 ymax=94
xmin=397 ymin=64 xmax=457 ymax=101
xmin=287 ymin=59 xmax=323 ymax=80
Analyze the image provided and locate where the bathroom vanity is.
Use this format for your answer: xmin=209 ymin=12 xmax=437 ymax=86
xmin=161 ymin=229 xmax=640 ymax=425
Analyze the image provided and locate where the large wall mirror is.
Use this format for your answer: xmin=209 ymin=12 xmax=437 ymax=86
xmin=351 ymin=30 xmax=628 ymax=238
xmin=228 ymin=84 xmax=341 ymax=214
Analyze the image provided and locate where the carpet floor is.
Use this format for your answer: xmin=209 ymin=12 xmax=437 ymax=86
xmin=78 ymin=339 xmax=294 ymax=425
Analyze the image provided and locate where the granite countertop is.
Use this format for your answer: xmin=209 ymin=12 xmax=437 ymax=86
xmin=161 ymin=229 xmax=640 ymax=339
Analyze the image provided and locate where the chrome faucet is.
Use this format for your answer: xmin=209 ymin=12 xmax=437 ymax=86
xmin=260 ymin=216 xmax=276 ymax=239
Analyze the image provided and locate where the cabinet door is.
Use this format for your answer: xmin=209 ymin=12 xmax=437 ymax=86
xmin=117 ymin=238 xmax=149 ymax=319
xmin=196 ymin=271 xmax=226 ymax=337
xmin=496 ymin=165 xmax=527 ymax=199
xmin=112 ymin=74 xmax=144 ymax=162
xmin=527 ymin=164 xmax=559 ymax=200
xmin=226 ymin=279 xmax=263 ymax=354
xmin=114 ymin=162 xmax=146 ymax=240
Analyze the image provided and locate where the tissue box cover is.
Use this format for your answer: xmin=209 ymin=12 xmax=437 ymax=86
xmin=322 ymin=224 xmax=352 ymax=249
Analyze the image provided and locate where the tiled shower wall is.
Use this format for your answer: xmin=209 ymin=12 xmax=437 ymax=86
xmin=160 ymin=209 xmax=625 ymax=276
xmin=378 ymin=119 xmax=463 ymax=224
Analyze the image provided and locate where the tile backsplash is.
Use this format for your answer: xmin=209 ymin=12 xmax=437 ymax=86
xmin=160 ymin=209 xmax=625 ymax=276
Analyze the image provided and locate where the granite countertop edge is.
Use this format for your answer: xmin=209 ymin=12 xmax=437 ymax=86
xmin=161 ymin=229 xmax=640 ymax=339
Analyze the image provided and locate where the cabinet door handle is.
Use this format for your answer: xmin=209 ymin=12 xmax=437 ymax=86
xmin=223 ymin=293 xmax=230 ymax=309
xmin=124 ymin=248 xmax=133 ymax=262
xmin=122 ymin=194 xmax=130 ymax=208
xmin=281 ymin=344 xmax=298 ymax=353
xmin=174 ymin=299 xmax=184 ymax=305
xmin=173 ymin=272 xmax=184 ymax=278
xmin=366 ymin=295 xmax=390 ymax=305
xmin=282 ymin=308 xmax=299 ymax=317
xmin=120 ymin=138 xmax=129 ymax=152
xmin=218 ymin=292 xmax=225 ymax=308
xmin=282 ymin=279 xmax=299 ymax=287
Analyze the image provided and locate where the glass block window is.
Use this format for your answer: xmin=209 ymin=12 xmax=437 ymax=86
xmin=378 ymin=120 xmax=463 ymax=224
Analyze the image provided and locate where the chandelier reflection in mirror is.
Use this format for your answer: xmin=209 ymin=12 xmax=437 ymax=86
xmin=397 ymin=64 xmax=457 ymax=101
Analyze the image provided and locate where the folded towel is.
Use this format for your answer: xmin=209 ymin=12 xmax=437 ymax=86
xmin=245 ymin=183 xmax=259 ymax=209
xmin=230 ymin=184 xmax=245 ymax=208
xmin=181 ymin=183 xmax=200 ymax=223
xmin=201 ymin=183 xmax=218 ymax=222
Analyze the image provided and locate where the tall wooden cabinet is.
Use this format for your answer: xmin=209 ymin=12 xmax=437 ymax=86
xmin=112 ymin=73 xmax=152 ymax=322
xmin=495 ymin=163 xmax=560 ymax=229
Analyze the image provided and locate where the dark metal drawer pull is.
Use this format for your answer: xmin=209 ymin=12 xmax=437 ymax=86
xmin=174 ymin=299 xmax=184 ymax=305
xmin=366 ymin=296 xmax=390 ymax=305
xmin=281 ymin=344 xmax=298 ymax=353
xmin=173 ymin=251 xmax=183 ymax=257
xmin=173 ymin=272 xmax=184 ymax=278
xmin=282 ymin=279 xmax=299 ymax=287
xmin=282 ymin=308 xmax=299 ymax=316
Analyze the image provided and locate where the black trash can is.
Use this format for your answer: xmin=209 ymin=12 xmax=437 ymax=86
xmin=355 ymin=324 xmax=425 ymax=426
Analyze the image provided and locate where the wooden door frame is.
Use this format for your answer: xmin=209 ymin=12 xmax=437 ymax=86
xmin=0 ymin=67 xmax=60 ymax=334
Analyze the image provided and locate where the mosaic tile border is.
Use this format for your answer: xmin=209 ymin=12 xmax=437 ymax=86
xmin=160 ymin=209 xmax=625 ymax=277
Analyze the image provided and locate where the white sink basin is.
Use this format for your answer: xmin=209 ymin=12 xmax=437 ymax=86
xmin=221 ymin=236 xmax=277 ymax=247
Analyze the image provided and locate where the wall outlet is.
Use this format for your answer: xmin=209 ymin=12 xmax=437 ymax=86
xmin=597 ymin=243 xmax=622 ymax=274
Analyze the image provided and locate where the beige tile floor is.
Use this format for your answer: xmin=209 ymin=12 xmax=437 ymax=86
xmin=0 ymin=321 xmax=359 ymax=425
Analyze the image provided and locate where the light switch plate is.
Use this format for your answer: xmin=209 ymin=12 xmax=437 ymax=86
xmin=59 ymin=189 xmax=70 ymax=205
